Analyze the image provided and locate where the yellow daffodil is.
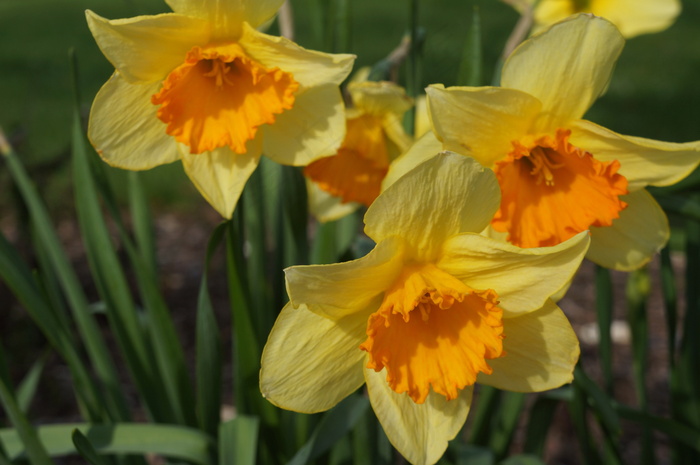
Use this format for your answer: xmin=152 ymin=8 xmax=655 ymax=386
xmin=86 ymin=0 xmax=354 ymax=218
xmin=509 ymin=0 xmax=680 ymax=38
xmin=389 ymin=14 xmax=700 ymax=271
xmin=305 ymin=81 xmax=412 ymax=222
xmin=261 ymin=152 xmax=589 ymax=465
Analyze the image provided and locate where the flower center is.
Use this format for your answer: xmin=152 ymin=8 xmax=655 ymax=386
xmin=360 ymin=263 xmax=505 ymax=404
xmin=151 ymin=43 xmax=299 ymax=155
xmin=491 ymin=128 xmax=629 ymax=248
xmin=304 ymin=114 xmax=389 ymax=206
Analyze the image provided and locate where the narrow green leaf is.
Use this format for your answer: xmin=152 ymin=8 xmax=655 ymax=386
xmin=195 ymin=223 xmax=227 ymax=437
xmin=568 ymin=379 xmax=600 ymax=465
xmin=0 ymin=231 xmax=104 ymax=420
xmin=574 ymin=365 xmax=621 ymax=436
xmin=457 ymin=6 xmax=482 ymax=86
xmin=523 ymin=396 xmax=560 ymax=457
xmin=2 ymin=143 xmax=122 ymax=421
xmin=449 ymin=443 xmax=494 ymax=465
xmin=287 ymin=395 xmax=369 ymax=465
xmin=615 ymin=403 xmax=700 ymax=452
xmin=0 ymin=424 xmax=214 ymax=464
xmin=16 ymin=354 xmax=47 ymax=414
xmin=660 ymin=247 xmax=678 ymax=368
xmin=71 ymin=430 xmax=109 ymax=465
xmin=0 ymin=344 xmax=54 ymax=465
xmin=595 ymin=265 xmax=614 ymax=394
xmin=655 ymin=193 xmax=700 ymax=222
xmin=219 ymin=416 xmax=260 ymax=465
xmin=332 ymin=0 xmax=351 ymax=52
xmin=489 ymin=392 xmax=526 ymax=459
xmin=128 ymin=172 xmax=158 ymax=278
xmin=468 ymin=386 xmax=500 ymax=446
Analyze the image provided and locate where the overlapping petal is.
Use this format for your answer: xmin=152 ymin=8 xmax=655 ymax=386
xmin=365 ymin=368 xmax=472 ymax=465
xmin=501 ymin=14 xmax=624 ymax=131
xmin=381 ymin=132 xmax=443 ymax=191
xmin=86 ymin=11 xmax=209 ymax=83
xmin=181 ymin=139 xmax=262 ymax=218
xmin=591 ymin=0 xmax=681 ymax=38
xmin=570 ymin=120 xmax=700 ymax=191
xmin=438 ymin=231 xmax=590 ymax=317
xmin=260 ymin=303 xmax=368 ymax=413
xmin=262 ymin=84 xmax=347 ymax=166
xmin=366 ymin=153 xmax=501 ymax=262
xmin=166 ymin=0 xmax=284 ymax=32
xmin=240 ymin=23 xmax=354 ymax=90
xmin=426 ymin=85 xmax=542 ymax=168
xmin=88 ymin=73 xmax=179 ymax=170
xmin=586 ymin=189 xmax=669 ymax=271
xmin=306 ymin=180 xmax=361 ymax=223
xmin=349 ymin=81 xmax=413 ymax=116
xmin=285 ymin=237 xmax=405 ymax=320
xmin=477 ymin=300 xmax=579 ymax=392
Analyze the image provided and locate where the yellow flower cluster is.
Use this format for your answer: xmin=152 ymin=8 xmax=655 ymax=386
xmin=86 ymin=1 xmax=699 ymax=463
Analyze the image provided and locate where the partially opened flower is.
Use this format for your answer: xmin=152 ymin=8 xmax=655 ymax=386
xmin=509 ymin=0 xmax=680 ymax=38
xmin=390 ymin=14 xmax=700 ymax=270
xmin=86 ymin=0 xmax=354 ymax=218
xmin=305 ymin=81 xmax=412 ymax=221
xmin=261 ymin=152 xmax=589 ymax=465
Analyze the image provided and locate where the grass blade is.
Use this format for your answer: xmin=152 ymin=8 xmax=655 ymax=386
xmin=488 ymin=392 xmax=526 ymax=459
xmin=523 ymin=396 xmax=560 ymax=457
xmin=457 ymin=6 xmax=482 ymax=86
xmin=595 ymin=265 xmax=614 ymax=394
xmin=71 ymin=430 xmax=109 ymax=465
xmin=0 ymin=424 xmax=214 ymax=464
xmin=219 ymin=416 xmax=260 ymax=465
xmin=16 ymin=354 xmax=47 ymax=414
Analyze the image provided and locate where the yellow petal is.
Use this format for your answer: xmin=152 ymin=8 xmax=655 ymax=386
xmin=262 ymin=84 xmax=347 ymax=166
xmin=260 ymin=302 xmax=367 ymax=413
xmin=438 ymin=231 xmax=589 ymax=317
xmin=426 ymin=85 xmax=542 ymax=168
xmin=181 ymin=137 xmax=262 ymax=218
xmin=570 ymin=120 xmax=700 ymax=191
xmin=285 ymin=237 xmax=405 ymax=320
xmin=365 ymin=367 xmax=472 ymax=465
xmin=586 ymin=0 xmax=680 ymax=38
xmin=477 ymin=300 xmax=579 ymax=392
xmin=365 ymin=153 xmax=501 ymax=263
xmin=164 ymin=0 xmax=245 ymax=38
xmin=88 ymin=72 xmax=179 ymax=170
xmin=381 ymin=132 xmax=443 ymax=192
xmin=413 ymin=94 xmax=431 ymax=139
xmin=86 ymin=11 xmax=210 ymax=83
xmin=240 ymin=23 xmax=354 ymax=89
xmin=307 ymin=180 xmax=361 ymax=223
xmin=348 ymin=81 xmax=413 ymax=117
xmin=587 ymin=189 xmax=669 ymax=271
xmin=501 ymin=14 xmax=624 ymax=130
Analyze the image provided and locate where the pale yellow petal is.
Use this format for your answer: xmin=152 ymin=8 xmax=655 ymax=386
xmin=587 ymin=189 xmax=669 ymax=271
xmin=383 ymin=112 xmax=413 ymax=155
xmin=88 ymin=72 xmax=180 ymax=170
xmin=365 ymin=367 xmax=472 ymax=465
xmin=86 ymin=10 xmax=210 ymax=83
xmin=381 ymin=132 xmax=443 ymax=192
xmin=413 ymin=94 xmax=431 ymax=139
xmin=438 ymin=231 xmax=590 ymax=317
xmin=285 ymin=237 xmax=405 ymax=320
xmin=570 ymin=120 xmax=700 ymax=191
xmin=181 ymin=137 xmax=262 ymax=218
xmin=477 ymin=300 xmax=579 ymax=392
xmin=164 ymin=0 xmax=245 ymax=38
xmin=307 ymin=180 xmax=361 ymax=223
xmin=240 ymin=23 xmax=354 ymax=89
xmin=590 ymin=0 xmax=680 ymax=38
xmin=262 ymin=84 xmax=346 ymax=166
xmin=348 ymin=81 xmax=413 ymax=117
xmin=366 ymin=153 xmax=501 ymax=263
xmin=426 ymin=85 xmax=542 ymax=168
xmin=260 ymin=302 xmax=367 ymax=413
xmin=501 ymin=14 xmax=624 ymax=129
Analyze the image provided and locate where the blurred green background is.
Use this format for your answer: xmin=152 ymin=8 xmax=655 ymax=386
xmin=1 ymin=0 xmax=699 ymax=213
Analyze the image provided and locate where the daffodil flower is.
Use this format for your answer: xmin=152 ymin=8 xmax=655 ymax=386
xmin=86 ymin=0 xmax=354 ymax=218
xmin=510 ymin=0 xmax=680 ymax=38
xmin=389 ymin=14 xmax=700 ymax=271
xmin=305 ymin=81 xmax=413 ymax=222
xmin=261 ymin=152 xmax=589 ymax=465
